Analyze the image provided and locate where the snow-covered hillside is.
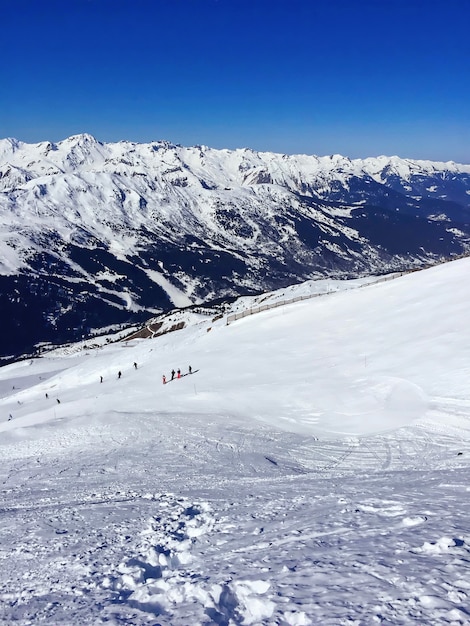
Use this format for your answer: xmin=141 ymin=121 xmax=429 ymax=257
xmin=0 ymin=258 xmax=469 ymax=625
xmin=1 ymin=134 xmax=470 ymax=361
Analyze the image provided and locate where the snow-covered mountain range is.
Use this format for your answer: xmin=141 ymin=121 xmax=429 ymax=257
xmin=1 ymin=133 xmax=470 ymax=360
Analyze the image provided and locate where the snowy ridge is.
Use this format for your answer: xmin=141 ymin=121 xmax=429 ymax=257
xmin=0 ymin=259 xmax=470 ymax=624
xmin=226 ymin=271 xmax=405 ymax=324
xmin=1 ymin=135 xmax=470 ymax=192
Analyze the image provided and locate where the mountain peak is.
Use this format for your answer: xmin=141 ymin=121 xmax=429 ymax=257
xmin=0 ymin=137 xmax=22 ymax=159
xmin=61 ymin=133 xmax=100 ymax=147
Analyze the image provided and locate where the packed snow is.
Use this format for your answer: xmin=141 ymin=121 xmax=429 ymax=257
xmin=1 ymin=259 xmax=470 ymax=625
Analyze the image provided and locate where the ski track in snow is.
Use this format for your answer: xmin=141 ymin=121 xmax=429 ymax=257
xmin=1 ymin=411 xmax=469 ymax=625
xmin=1 ymin=260 xmax=470 ymax=624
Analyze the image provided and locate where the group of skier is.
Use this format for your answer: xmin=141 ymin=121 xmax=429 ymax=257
xmin=6 ymin=360 xmax=193 ymax=421
xmin=162 ymin=365 xmax=192 ymax=385
xmin=104 ymin=361 xmax=194 ymax=385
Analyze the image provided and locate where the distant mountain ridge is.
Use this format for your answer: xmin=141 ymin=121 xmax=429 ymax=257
xmin=1 ymin=134 xmax=470 ymax=360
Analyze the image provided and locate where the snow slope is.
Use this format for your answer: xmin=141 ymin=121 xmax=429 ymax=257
xmin=0 ymin=259 xmax=469 ymax=624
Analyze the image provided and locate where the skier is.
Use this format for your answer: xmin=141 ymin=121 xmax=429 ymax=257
xmin=133 ymin=362 xmax=137 ymax=370
xmin=56 ymin=398 xmax=61 ymax=404
xmin=118 ymin=371 xmax=122 ymax=379
xmin=177 ymin=368 xmax=181 ymax=379
xmin=8 ymin=414 xmax=12 ymax=421
xmin=189 ymin=365 xmax=192 ymax=374
xmin=100 ymin=376 xmax=103 ymax=383
xmin=162 ymin=374 xmax=166 ymax=385
xmin=45 ymin=393 xmax=49 ymax=399
xmin=171 ymin=369 xmax=175 ymax=381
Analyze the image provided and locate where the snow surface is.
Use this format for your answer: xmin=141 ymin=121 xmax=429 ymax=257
xmin=1 ymin=259 xmax=470 ymax=624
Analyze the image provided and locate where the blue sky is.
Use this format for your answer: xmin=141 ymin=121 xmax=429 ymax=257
xmin=2 ymin=0 xmax=469 ymax=161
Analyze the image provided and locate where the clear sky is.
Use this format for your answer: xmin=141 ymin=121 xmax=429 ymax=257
xmin=2 ymin=0 xmax=469 ymax=161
